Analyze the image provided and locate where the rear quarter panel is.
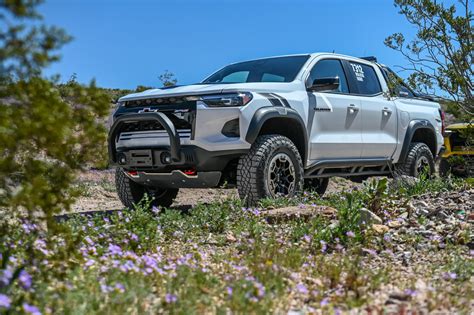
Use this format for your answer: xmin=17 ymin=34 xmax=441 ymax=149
xmin=392 ymin=98 xmax=443 ymax=162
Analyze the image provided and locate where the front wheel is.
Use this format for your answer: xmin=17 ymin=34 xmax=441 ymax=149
xmin=115 ymin=168 xmax=179 ymax=209
xmin=237 ymin=135 xmax=304 ymax=206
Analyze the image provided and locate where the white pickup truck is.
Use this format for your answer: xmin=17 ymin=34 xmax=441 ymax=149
xmin=108 ymin=53 xmax=444 ymax=207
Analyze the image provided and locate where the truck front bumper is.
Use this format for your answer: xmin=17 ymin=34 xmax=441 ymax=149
xmin=108 ymin=112 xmax=247 ymax=172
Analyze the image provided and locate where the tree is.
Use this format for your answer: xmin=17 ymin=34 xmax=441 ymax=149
xmin=0 ymin=0 xmax=110 ymax=228
xmin=385 ymin=0 xmax=473 ymax=116
xmin=159 ymin=70 xmax=177 ymax=87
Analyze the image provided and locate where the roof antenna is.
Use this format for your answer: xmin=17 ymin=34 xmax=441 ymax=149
xmin=332 ymin=49 xmax=335 ymax=53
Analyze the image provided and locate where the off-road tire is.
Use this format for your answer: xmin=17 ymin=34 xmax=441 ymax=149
xmin=304 ymin=178 xmax=329 ymax=196
xmin=395 ymin=142 xmax=435 ymax=177
xmin=438 ymin=158 xmax=451 ymax=177
xmin=115 ymin=168 xmax=179 ymax=209
xmin=237 ymin=135 xmax=304 ymax=206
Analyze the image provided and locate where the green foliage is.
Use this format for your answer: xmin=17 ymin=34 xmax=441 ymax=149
xmin=159 ymin=70 xmax=178 ymax=87
xmin=393 ymin=172 xmax=464 ymax=197
xmin=384 ymin=0 xmax=473 ymax=116
xmin=0 ymin=1 xmax=110 ymax=228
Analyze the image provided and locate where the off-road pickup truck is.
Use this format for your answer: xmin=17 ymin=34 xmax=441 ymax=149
xmin=108 ymin=53 xmax=444 ymax=207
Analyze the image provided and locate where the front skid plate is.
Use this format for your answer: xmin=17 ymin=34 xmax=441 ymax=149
xmin=127 ymin=170 xmax=222 ymax=189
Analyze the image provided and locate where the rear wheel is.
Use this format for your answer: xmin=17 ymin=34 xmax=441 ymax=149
xmin=395 ymin=142 xmax=435 ymax=177
xmin=115 ymin=168 xmax=178 ymax=209
xmin=237 ymin=135 xmax=304 ymax=206
xmin=438 ymin=158 xmax=451 ymax=177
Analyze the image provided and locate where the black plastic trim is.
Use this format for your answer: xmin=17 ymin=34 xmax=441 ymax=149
xmin=305 ymin=158 xmax=390 ymax=177
xmin=398 ymin=119 xmax=437 ymax=163
xmin=109 ymin=112 xmax=181 ymax=164
xmin=245 ymin=106 xmax=308 ymax=161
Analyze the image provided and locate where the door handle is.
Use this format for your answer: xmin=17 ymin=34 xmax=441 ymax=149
xmin=348 ymin=104 xmax=359 ymax=114
xmin=382 ymin=107 xmax=392 ymax=116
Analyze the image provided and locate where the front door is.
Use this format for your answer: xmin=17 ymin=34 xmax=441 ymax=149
xmin=307 ymin=59 xmax=363 ymax=160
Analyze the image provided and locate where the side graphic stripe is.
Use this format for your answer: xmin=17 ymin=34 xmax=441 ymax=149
xmin=260 ymin=93 xmax=284 ymax=107
xmin=269 ymin=93 xmax=291 ymax=108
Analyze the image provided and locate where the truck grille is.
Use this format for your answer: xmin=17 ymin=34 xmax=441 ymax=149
xmin=120 ymin=112 xmax=194 ymax=133
xmin=116 ymin=100 xmax=197 ymax=139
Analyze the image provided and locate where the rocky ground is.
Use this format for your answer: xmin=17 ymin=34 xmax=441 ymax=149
xmin=61 ymin=170 xmax=473 ymax=313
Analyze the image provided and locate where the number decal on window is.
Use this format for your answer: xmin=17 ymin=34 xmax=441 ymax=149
xmin=350 ymin=63 xmax=365 ymax=82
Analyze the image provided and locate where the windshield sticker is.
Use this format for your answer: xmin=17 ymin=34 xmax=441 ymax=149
xmin=350 ymin=63 xmax=365 ymax=82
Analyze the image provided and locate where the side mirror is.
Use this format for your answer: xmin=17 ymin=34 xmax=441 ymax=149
xmin=308 ymin=77 xmax=340 ymax=92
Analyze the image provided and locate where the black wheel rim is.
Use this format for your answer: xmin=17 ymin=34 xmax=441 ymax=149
xmin=415 ymin=156 xmax=430 ymax=176
xmin=267 ymin=153 xmax=296 ymax=197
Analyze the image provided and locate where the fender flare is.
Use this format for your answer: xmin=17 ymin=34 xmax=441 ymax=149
xmin=245 ymin=106 xmax=308 ymax=161
xmin=398 ymin=119 xmax=437 ymax=163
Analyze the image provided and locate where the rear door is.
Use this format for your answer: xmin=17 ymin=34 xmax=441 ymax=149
xmin=343 ymin=61 xmax=398 ymax=158
xmin=307 ymin=58 xmax=363 ymax=160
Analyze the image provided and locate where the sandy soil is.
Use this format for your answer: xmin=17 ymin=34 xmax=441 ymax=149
xmin=71 ymin=169 xmax=361 ymax=213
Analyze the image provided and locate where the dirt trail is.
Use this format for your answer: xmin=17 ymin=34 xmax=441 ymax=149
xmin=71 ymin=170 xmax=360 ymax=213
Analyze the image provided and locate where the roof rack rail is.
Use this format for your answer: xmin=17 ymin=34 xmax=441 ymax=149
xmin=360 ymin=56 xmax=378 ymax=62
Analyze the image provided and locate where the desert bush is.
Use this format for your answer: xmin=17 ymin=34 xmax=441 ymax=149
xmin=0 ymin=1 xmax=110 ymax=228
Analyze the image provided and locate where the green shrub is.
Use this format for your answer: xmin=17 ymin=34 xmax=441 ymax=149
xmin=0 ymin=1 xmax=110 ymax=229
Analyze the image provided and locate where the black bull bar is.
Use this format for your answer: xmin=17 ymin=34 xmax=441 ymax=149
xmin=108 ymin=112 xmax=181 ymax=164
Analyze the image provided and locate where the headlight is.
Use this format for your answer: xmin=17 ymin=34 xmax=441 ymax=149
xmin=201 ymin=92 xmax=253 ymax=107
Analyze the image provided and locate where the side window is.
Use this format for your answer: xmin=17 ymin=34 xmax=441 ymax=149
xmin=221 ymin=71 xmax=249 ymax=83
xmin=308 ymin=59 xmax=349 ymax=93
xmin=382 ymin=67 xmax=415 ymax=98
xmin=262 ymin=73 xmax=285 ymax=82
xmin=349 ymin=62 xmax=382 ymax=95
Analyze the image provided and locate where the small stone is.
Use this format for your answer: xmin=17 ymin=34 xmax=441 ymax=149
xmin=226 ymin=233 xmax=236 ymax=243
xmin=399 ymin=212 xmax=408 ymax=219
xmin=359 ymin=208 xmax=383 ymax=225
xmin=388 ymin=220 xmax=402 ymax=228
xmin=372 ymin=224 xmax=390 ymax=234
xmin=388 ymin=292 xmax=411 ymax=302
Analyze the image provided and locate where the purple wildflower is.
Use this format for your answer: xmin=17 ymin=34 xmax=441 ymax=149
xmin=130 ymin=233 xmax=139 ymax=242
xmin=320 ymin=297 xmax=329 ymax=306
xmin=23 ymin=303 xmax=41 ymax=315
xmin=0 ymin=294 xmax=11 ymax=309
xmin=320 ymin=240 xmax=327 ymax=253
xmin=255 ymin=282 xmax=265 ymax=298
xmin=442 ymin=272 xmax=457 ymax=280
xmin=296 ymin=283 xmax=308 ymax=294
xmin=19 ymin=270 xmax=32 ymax=290
xmin=165 ymin=293 xmax=178 ymax=303
xmin=0 ymin=268 xmax=13 ymax=286
xmin=100 ymin=284 xmax=112 ymax=293
xmin=346 ymin=231 xmax=355 ymax=238
xmin=84 ymin=236 xmax=94 ymax=245
xmin=84 ymin=259 xmax=95 ymax=268
xmin=151 ymin=206 xmax=160 ymax=214
xmin=108 ymin=244 xmax=122 ymax=256
xmin=226 ymin=287 xmax=233 ymax=296
xmin=302 ymin=235 xmax=311 ymax=243
xmin=115 ymin=283 xmax=125 ymax=293
xmin=383 ymin=234 xmax=392 ymax=242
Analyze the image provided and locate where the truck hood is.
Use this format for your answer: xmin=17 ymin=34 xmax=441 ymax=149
xmin=119 ymin=82 xmax=300 ymax=101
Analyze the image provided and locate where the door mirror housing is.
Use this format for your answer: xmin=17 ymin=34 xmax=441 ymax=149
xmin=307 ymin=77 xmax=340 ymax=92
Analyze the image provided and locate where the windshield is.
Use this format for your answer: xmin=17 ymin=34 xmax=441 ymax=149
xmin=203 ymin=55 xmax=310 ymax=84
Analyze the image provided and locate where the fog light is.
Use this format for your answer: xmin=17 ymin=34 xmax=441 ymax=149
xmin=160 ymin=152 xmax=172 ymax=164
xmin=118 ymin=153 xmax=127 ymax=165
